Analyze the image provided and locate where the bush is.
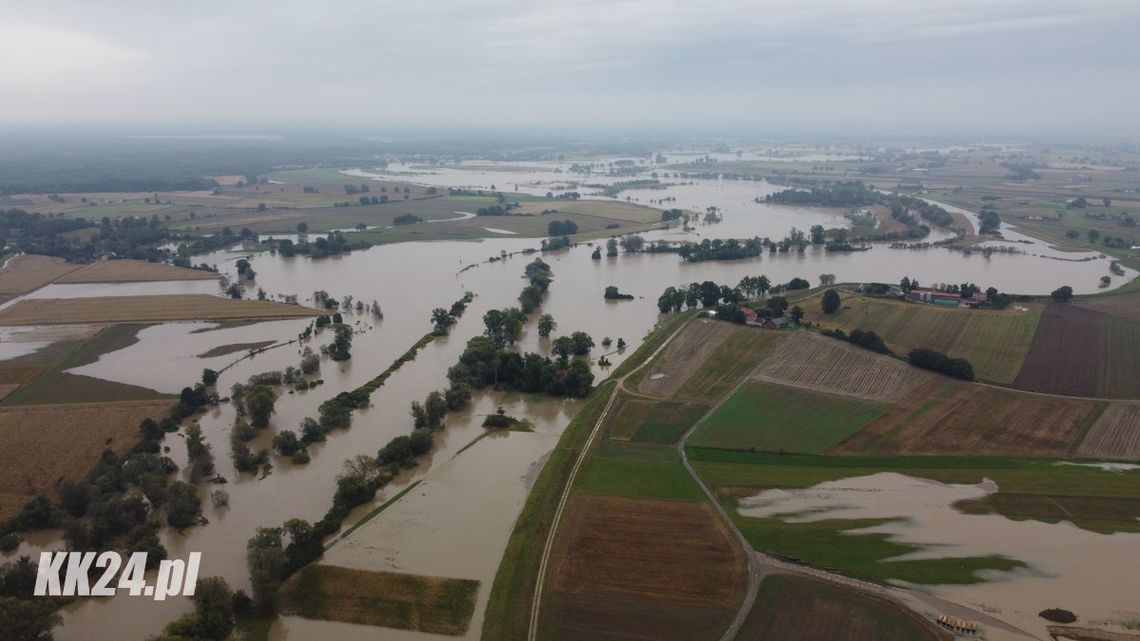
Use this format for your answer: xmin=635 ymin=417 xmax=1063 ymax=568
xmin=166 ymin=481 xmax=202 ymax=529
xmin=272 ymin=430 xmax=302 ymax=456
xmin=0 ymin=533 xmax=19 ymax=553
xmin=1051 ymin=285 xmax=1073 ymax=302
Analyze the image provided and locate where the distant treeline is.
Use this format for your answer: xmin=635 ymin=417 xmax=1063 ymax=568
xmin=0 ymin=208 xmax=171 ymax=262
xmin=765 ymin=181 xmax=961 ymax=235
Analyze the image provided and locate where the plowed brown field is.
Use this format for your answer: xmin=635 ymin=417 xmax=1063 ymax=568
xmin=543 ymin=495 xmax=745 ymax=641
xmin=1077 ymin=403 xmax=1140 ymax=461
xmin=754 ymin=332 xmax=930 ymax=403
xmin=833 ymin=382 xmax=1104 ymax=457
xmin=1014 ymin=304 xmax=1103 ymax=396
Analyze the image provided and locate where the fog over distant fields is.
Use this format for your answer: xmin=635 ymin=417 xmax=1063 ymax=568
xmin=2 ymin=0 xmax=1139 ymax=134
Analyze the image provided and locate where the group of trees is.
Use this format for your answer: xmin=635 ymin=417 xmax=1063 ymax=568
xmin=270 ymin=232 xmax=371 ymax=259
xmin=429 ymin=291 xmax=474 ymax=336
xmin=657 ymin=275 xmax=807 ymax=314
xmin=678 ymin=237 xmax=764 ymax=262
xmin=393 ymin=213 xmax=422 ymax=225
xmin=764 ymin=181 xmax=958 ymax=238
xmin=978 ymin=210 xmax=1001 ymax=234
xmin=821 ymin=328 xmax=889 ymax=354
xmin=519 ymin=258 xmax=553 ymax=314
xmin=448 ymin=335 xmax=595 ymax=398
xmin=603 ymin=285 xmax=634 ymax=300
xmin=547 ymin=219 xmax=578 ymax=236
xmin=908 ymin=348 xmax=975 ymax=381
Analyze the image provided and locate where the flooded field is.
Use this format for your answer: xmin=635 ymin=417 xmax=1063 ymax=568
xmin=2 ymin=155 xmax=1136 ymax=641
xmin=738 ymin=472 xmax=1140 ymax=640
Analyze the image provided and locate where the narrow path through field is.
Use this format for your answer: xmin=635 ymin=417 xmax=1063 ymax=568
xmin=676 ymin=342 xmax=766 ymax=641
xmin=527 ymin=321 xmax=691 ymax=641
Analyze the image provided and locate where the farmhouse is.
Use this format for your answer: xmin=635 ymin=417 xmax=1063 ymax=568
xmin=741 ymin=307 xmax=760 ymax=325
xmin=908 ymin=289 xmax=961 ymax=307
xmin=762 ymin=316 xmax=788 ymax=329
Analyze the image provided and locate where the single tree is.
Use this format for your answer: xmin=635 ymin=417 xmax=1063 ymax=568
xmin=822 ymin=289 xmax=842 ymax=314
xmin=247 ymin=385 xmax=277 ymax=428
xmin=537 ymin=313 xmax=556 ymax=338
xmin=790 ymin=306 xmax=805 ymax=325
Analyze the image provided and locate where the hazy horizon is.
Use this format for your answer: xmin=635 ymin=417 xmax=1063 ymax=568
xmin=3 ymin=0 xmax=1139 ymax=136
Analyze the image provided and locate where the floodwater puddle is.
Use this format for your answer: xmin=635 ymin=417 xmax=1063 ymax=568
xmin=0 ymin=324 xmax=98 ymax=358
xmin=1056 ymin=461 xmax=1140 ymax=473
xmin=738 ymin=472 xmax=1140 ymax=638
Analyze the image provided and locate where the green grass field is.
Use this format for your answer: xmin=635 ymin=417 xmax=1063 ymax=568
xmin=677 ymin=327 xmax=788 ymax=402
xmin=691 ymin=381 xmax=885 ymax=454
xmin=578 ymin=448 xmax=707 ymax=503
xmin=802 ymin=291 xmax=1041 ymax=384
xmin=609 ymin=397 xmax=709 ymax=443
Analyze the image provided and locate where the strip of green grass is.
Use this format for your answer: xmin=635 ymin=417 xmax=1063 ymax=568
xmin=729 ymin=504 xmax=1023 ymax=585
xmin=630 ymin=401 xmax=709 ymax=444
xmin=334 ymin=480 xmax=422 ymax=543
xmin=691 ymin=381 xmax=885 ymax=454
xmin=577 ymin=455 xmax=706 ymax=503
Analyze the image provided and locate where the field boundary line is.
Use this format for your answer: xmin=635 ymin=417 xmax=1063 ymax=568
xmin=527 ymin=320 xmax=691 ymax=641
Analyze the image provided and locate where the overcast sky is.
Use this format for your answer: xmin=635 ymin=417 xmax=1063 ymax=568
xmin=2 ymin=0 xmax=1138 ymax=135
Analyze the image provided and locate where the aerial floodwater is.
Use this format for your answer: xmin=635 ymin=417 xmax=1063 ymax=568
xmin=32 ymin=157 xmax=1129 ymax=641
xmin=2 ymin=145 xmax=1138 ymax=641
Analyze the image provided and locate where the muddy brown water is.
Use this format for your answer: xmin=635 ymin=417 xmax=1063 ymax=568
xmin=0 ymin=158 xmax=1132 ymax=640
